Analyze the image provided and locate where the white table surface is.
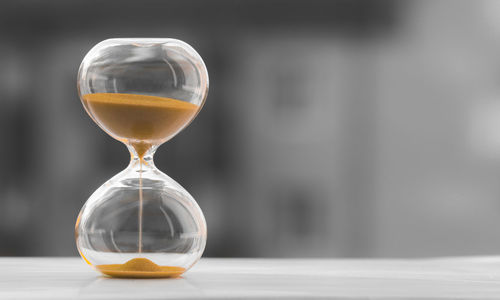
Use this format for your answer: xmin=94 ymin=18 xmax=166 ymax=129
xmin=2 ymin=257 xmax=500 ymax=299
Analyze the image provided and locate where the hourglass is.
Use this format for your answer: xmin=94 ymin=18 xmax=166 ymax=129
xmin=75 ymin=39 xmax=208 ymax=278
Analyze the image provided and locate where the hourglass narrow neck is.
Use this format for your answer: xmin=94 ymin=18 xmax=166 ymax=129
xmin=127 ymin=144 xmax=158 ymax=170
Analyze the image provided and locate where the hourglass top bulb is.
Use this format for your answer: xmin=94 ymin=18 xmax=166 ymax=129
xmin=78 ymin=38 xmax=209 ymax=158
xmin=76 ymin=39 xmax=208 ymax=278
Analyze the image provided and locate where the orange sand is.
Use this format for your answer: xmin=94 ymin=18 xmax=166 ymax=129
xmin=96 ymin=258 xmax=185 ymax=278
xmin=82 ymin=93 xmax=199 ymax=157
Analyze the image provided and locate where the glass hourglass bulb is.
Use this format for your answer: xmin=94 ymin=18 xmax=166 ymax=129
xmin=75 ymin=39 xmax=208 ymax=278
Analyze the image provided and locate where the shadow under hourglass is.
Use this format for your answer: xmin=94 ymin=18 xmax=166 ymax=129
xmin=75 ymin=275 xmax=204 ymax=299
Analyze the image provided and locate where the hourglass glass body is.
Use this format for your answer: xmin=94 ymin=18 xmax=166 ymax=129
xmin=75 ymin=39 xmax=208 ymax=278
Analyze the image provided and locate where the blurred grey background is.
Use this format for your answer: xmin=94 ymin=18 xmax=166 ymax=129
xmin=2 ymin=0 xmax=500 ymax=258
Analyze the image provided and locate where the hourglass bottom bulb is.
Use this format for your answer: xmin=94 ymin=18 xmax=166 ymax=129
xmin=76 ymin=160 xmax=207 ymax=278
